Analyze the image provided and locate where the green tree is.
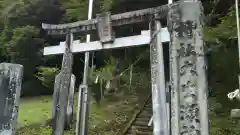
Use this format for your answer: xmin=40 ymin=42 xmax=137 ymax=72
xmin=0 ymin=0 xmax=64 ymax=95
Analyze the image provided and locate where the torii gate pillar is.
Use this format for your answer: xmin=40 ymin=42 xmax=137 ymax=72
xmin=168 ymin=0 xmax=209 ymax=135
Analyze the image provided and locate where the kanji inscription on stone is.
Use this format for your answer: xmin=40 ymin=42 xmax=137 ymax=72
xmin=0 ymin=63 xmax=23 ymax=135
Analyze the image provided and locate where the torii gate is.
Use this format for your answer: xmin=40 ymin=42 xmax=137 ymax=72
xmin=42 ymin=0 xmax=209 ymax=135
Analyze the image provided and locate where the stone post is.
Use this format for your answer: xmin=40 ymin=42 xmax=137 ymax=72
xmin=167 ymin=0 xmax=209 ymax=135
xmin=52 ymin=33 xmax=73 ymax=135
xmin=65 ymin=74 xmax=76 ymax=129
xmin=76 ymin=84 xmax=89 ymax=135
xmin=52 ymin=74 xmax=75 ymax=130
xmin=166 ymin=81 xmax=170 ymax=133
xmin=52 ymin=73 xmax=60 ymax=123
xmin=0 ymin=63 xmax=23 ymax=135
xmin=149 ymin=17 xmax=168 ymax=135
xmin=75 ymin=85 xmax=83 ymax=135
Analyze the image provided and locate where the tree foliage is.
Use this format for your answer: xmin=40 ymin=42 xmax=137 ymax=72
xmin=35 ymin=66 xmax=59 ymax=88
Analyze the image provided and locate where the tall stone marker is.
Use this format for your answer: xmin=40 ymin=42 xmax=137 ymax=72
xmin=52 ymin=33 xmax=74 ymax=135
xmin=0 ymin=63 xmax=23 ymax=135
xmin=52 ymin=74 xmax=75 ymax=130
xmin=168 ymin=0 xmax=209 ymax=135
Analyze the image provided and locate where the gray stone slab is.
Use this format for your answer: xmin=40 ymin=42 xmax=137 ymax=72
xmin=53 ymin=73 xmax=75 ymax=130
xmin=231 ymin=109 xmax=240 ymax=119
xmin=0 ymin=63 xmax=23 ymax=135
xmin=65 ymin=74 xmax=76 ymax=129
xmin=52 ymin=73 xmax=61 ymax=121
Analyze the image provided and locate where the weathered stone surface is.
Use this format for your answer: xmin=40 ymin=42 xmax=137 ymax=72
xmin=52 ymin=33 xmax=73 ymax=135
xmin=65 ymin=74 xmax=76 ymax=129
xmin=52 ymin=73 xmax=61 ymax=121
xmin=149 ymin=19 xmax=168 ymax=135
xmin=97 ymin=12 xmax=114 ymax=43
xmin=76 ymin=84 xmax=89 ymax=135
xmin=231 ymin=109 xmax=240 ymax=119
xmin=52 ymin=73 xmax=75 ymax=130
xmin=0 ymin=63 xmax=23 ymax=135
xmin=42 ymin=4 xmax=169 ymax=35
xmin=168 ymin=1 xmax=209 ymax=135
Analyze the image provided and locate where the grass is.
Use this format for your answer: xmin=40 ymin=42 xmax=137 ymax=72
xmin=16 ymin=88 xmax=149 ymax=135
xmin=18 ymin=96 xmax=52 ymax=128
xmin=16 ymin=72 xmax=151 ymax=135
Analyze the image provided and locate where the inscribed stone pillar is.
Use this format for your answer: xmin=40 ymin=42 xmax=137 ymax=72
xmin=0 ymin=63 xmax=23 ymax=135
xmin=52 ymin=73 xmax=75 ymax=130
xmin=167 ymin=0 xmax=209 ymax=135
xmin=52 ymin=33 xmax=73 ymax=135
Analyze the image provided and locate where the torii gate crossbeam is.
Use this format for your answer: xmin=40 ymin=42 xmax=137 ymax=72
xmin=43 ymin=28 xmax=170 ymax=55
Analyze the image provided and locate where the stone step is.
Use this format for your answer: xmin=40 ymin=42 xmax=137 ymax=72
xmin=135 ymin=117 xmax=150 ymax=123
xmin=123 ymin=97 xmax=153 ymax=135
xmin=138 ymin=114 xmax=152 ymax=118
xmin=129 ymin=130 xmax=153 ymax=135
xmin=145 ymin=105 xmax=152 ymax=109
xmin=133 ymin=120 xmax=149 ymax=127
xmin=146 ymin=104 xmax=152 ymax=108
xmin=146 ymin=102 xmax=152 ymax=105
xmin=138 ymin=110 xmax=152 ymax=118
xmin=132 ymin=125 xmax=153 ymax=132
xmin=144 ymin=107 xmax=152 ymax=112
